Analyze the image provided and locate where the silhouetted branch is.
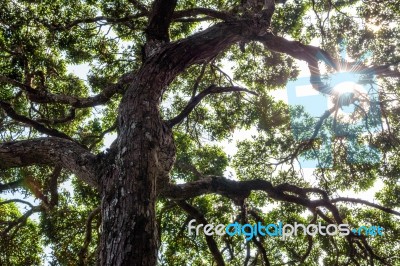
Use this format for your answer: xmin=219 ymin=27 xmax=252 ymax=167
xmin=0 ymin=204 xmax=43 ymax=237
xmin=167 ymin=85 xmax=258 ymax=127
xmin=0 ymin=179 xmax=24 ymax=193
xmin=331 ymin=197 xmax=400 ymax=217
xmin=0 ymin=199 xmax=35 ymax=208
xmin=0 ymin=100 xmax=74 ymax=141
xmin=0 ymin=73 xmax=132 ymax=108
xmin=48 ymin=166 xmax=62 ymax=208
xmin=176 ymin=200 xmax=225 ymax=266
xmin=299 ymin=212 xmax=317 ymax=264
xmin=146 ymin=0 xmax=177 ymax=43
xmin=78 ymin=206 xmax=101 ymax=266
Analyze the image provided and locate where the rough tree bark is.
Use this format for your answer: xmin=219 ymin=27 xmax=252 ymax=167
xmin=97 ymin=6 xmax=273 ymax=263
xmin=99 ymin=72 xmax=176 ymax=265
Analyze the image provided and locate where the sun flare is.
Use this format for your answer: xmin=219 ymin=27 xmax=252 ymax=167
xmin=332 ymin=81 xmax=362 ymax=96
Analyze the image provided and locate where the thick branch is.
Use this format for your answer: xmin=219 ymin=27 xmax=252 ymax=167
xmin=173 ymin=8 xmax=234 ymax=21
xmin=146 ymin=0 xmax=177 ymax=43
xmin=161 ymin=176 xmax=399 ymax=221
xmin=162 ymin=176 xmax=313 ymax=206
xmin=48 ymin=166 xmax=62 ymax=208
xmin=132 ymin=15 xmax=275 ymax=101
xmin=258 ymin=35 xmax=337 ymax=94
xmin=163 ymin=177 xmax=390 ymax=263
xmin=0 ymin=138 xmax=98 ymax=188
xmin=258 ymin=36 xmax=399 ymax=96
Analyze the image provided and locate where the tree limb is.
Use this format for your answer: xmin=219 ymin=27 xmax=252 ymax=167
xmin=48 ymin=166 xmax=62 ymax=208
xmin=0 ymin=138 xmax=98 ymax=188
xmin=162 ymin=176 xmax=399 ymax=221
xmin=0 ymin=100 xmax=74 ymax=141
xmin=78 ymin=206 xmax=101 ymax=266
xmin=0 ymin=199 xmax=35 ymax=208
xmin=257 ymin=35 xmax=337 ymax=94
xmin=176 ymin=200 xmax=225 ymax=266
xmin=41 ymin=14 xmax=147 ymax=31
xmin=128 ymin=0 xmax=149 ymax=13
xmin=146 ymin=0 xmax=177 ymax=44
xmin=248 ymin=210 xmax=270 ymax=266
xmin=163 ymin=176 xmax=390 ymax=264
xmin=162 ymin=176 xmax=318 ymax=207
xmin=0 ymin=179 xmax=24 ymax=193
xmin=166 ymin=85 xmax=258 ymax=127
xmin=299 ymin=212 xmax=317 ymax=264
xmin=0 ymin=205 xmax=43 ymax=237
xmin=0 ymin=73 xmax=131 ymax=108
xmin=331 ymin=197 xmax=400 ymax=217
xmin=173 ymin=8 xmax=235 ymax=21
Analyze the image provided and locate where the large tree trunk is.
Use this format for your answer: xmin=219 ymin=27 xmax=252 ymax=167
xmin=97 ymin=17 xmax=266 ymax=265
xmin=99 ymin=70 xmax=176 ymax=265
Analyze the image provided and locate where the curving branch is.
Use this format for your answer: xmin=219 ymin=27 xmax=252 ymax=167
xmin=48 ymin=166 xmax=62 ymax=208
xmin=162 ymin=176 xmax=315 ymax=206
xmin=258 ymin=35 xmax=399 ymax=96
xmin=0 ymin=199 xmax=35 ymax=208
xmin=0 ymin=179 xmax=24 ymax=193
xmin=0 ymin=138 xmax=98 ymax=188
xmin=299 ymin=212 xmax=317 ymax=264
xmin=248 ymin=210 xmax=270 ymax=266
xmin=78 ymin=206 xmax=101 ymax=266
xmin=176 ymin=200 xmax=225 ymax=266
xmin=162 ymin=176 xmax=390 ymax=264
xmin=0 ymin=204 xmax=43 ymax=237
xmin=0 ymin=73 xmax=132 ymax=108
xmin=128 ymin=8 xmax=277 ymax=103
xmin=166 ymin=85 xmax=258 ymax=127
xmin=162 ymin=176 xmax=400 ymax=220
xmin=0 ymin=100 xmax=74 ymax=141
xmin=331 ymin=197 xmax=400 ymax=217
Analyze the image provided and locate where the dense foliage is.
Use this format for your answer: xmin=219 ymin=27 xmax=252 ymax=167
xmin=0 ymin=0 xmax=399 ymax=265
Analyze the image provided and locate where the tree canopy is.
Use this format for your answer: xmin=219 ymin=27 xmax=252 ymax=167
xmin=0 ymin=0 xmax=399 ymax=265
